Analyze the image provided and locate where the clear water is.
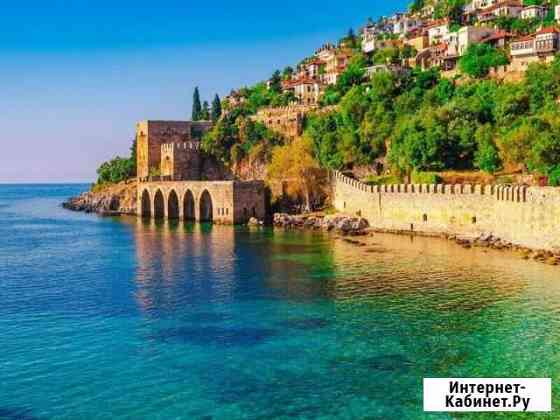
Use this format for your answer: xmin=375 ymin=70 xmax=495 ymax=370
xmin=0 ymin=185 xmax=559 ymax=420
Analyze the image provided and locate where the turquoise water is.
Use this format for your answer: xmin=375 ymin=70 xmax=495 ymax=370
xmin=0 ymin=185 xmax=559 ymax=420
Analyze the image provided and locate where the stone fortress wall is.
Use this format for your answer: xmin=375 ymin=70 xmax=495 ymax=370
xmin=136 ymin=120 xmax=212 ymax=180
xmin=160 ymin=141 xmax=202 ymax=181
xmin=332 ymin=171 xmax=560 ymax=251
xmin=252 ymin=105 xmax=315 ymax=139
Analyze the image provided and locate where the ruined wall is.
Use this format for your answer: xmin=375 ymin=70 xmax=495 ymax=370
xmin=332 ymin=171 xmax=560 ymax=251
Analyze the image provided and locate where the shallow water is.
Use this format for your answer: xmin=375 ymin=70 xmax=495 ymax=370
xmin=0 ymin=185 xmax=558 ymax=419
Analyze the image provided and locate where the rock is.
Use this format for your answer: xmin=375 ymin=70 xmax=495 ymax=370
xmin=546 ymin=257 xmax=559 ymax=266
xmin=63 ymin=181 xmax=136 ymax=215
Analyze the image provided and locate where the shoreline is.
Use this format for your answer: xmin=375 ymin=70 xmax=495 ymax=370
xmin=272 ymin=213 xmax=560 ymax=267
xmin=62 ymin=186 xmax=560 ymax=267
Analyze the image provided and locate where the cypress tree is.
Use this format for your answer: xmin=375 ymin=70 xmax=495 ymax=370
xmin=201 ymin=101 xmax=210 ymax=120
xmin=192 ymin=87 xmax=202 ymax=121
xmin=211 ymin=94 xmax=222 ymax=122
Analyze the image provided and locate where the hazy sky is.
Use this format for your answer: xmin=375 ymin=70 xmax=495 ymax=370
xmin=1 ymin=1 xmax=408 ymax=183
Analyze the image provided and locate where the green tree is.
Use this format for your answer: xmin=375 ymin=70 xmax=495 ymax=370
xmin=282 ymin=66 xmax=294 ymax=80
xmin=474 ymin=124 xmax=502 ymax=173
xmin=201 ymin=100 xmax=210 ymax=120
xmin=459 ymin=44 xmax=509 ymax=78
xmin=192 ymin=87 xmax=202 ymax=121
xmin=211 ymin=94 xmax=222 ymax=122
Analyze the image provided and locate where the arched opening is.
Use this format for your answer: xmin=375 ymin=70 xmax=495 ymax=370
xmin=168 ymin=190 xmax=179 ymax=219
xmin=154 ymin=190 xmax=165 ymax=219
xmin=141 ymin=190 xmax=151 ymax=218
xmin=183 ymin=190 xmax=195 ymax=221
xmin=199 ymin=190 xmax=213 ymax=222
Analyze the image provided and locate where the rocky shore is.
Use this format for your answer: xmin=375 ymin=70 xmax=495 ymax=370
xmin=273 ymin=212 xmax=560 ymax=267
xmin=369 ymin=227 xmax=560 ymax=267
xmin=63 ymin=181 xmax=137 ymax=216
xmin=273 ymin=213 xmax=369 ymax=235
xmin=450 ymin=232 xmax=560 ymax=266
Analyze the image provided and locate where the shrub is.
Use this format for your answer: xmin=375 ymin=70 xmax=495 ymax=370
xmin=363 ymin=175 xmax=403 ymax=185
xmin=411 ymin=171 xmax=442 ymax=184
xmin=547 ymin=165 xmax=560 ymax=186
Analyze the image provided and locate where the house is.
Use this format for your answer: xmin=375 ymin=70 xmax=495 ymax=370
xmin=404 ymin=30 xmax=429 ymax=51
xmin=510 ymin=27 xmax=560 ymax=72
xmin=301 ymin=58 xmax=324 ymax=80
xmin=477 ymin=0 xmax=523 ymax=23
xmin=556 ymin=5 xmax=560 ymax=22
xmin=426 ymin=20 xmax=450 ymax=45
xmin=416 ymin=43 xmax=456 ymax=71
xmin=393 ymin=16 xmax=423 ymax=36
xmin=225 ymin=90 xmax=246 ymax=108
xmin=472 ymin=0 xmax=498 ymax=9
xmin=362 ymin=24 xmax=378 ymax=53
xmin=457 ymin=26 xmax=499 ymax=56
xmin=520 ymin=5 xmax=548 ymax=20
xmin=282 ymin=78 xmax=323 ymax=106
xmin=365 ymin=64 xmax=409 ymax=79
xmin=443 ymin=31 xmax=460 ymax=56
xmin=319 ymin=48 xmax=353 ymax=85
xmin=481 ymin=29 xmax=514 ymax=49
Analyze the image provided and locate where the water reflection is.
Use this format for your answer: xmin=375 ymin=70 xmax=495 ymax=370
xmin=132 ymin=219 xmax=237 ymax=315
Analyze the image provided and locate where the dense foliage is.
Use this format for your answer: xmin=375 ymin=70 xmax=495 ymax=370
xmin=202 ymin=107 xmax=283 ymax=165
xmin=305 ymin=57 xmax=560 ymax=183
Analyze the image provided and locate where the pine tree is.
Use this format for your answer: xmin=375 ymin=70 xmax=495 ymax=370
xmin=211 ymin=94 xmax=222 ymax=122
xmin=192 ymin=87 xmax=202 ymax=121
xmin=201 ymin=101 xmax=210 ymax=120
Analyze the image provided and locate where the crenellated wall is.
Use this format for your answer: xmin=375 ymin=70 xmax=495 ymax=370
xmin=332 ymin=171 xmax=560 ymax=251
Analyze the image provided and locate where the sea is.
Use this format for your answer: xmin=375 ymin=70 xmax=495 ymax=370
xmin=0 ymin=184 xmax=558 ymax=419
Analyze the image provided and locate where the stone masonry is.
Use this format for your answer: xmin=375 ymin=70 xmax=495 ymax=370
xmin=136 ymin=120 xmax=212 ymax=180
xmin=332 ymin=171 xmax=560 ymax=251
xmin=138 ymin=180 xmax=266 ymax=224
xmin=136 ymin=120 xmax=267 ymax=224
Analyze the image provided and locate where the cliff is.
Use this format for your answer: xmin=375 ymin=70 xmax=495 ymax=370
xmin=63 ymin=180 xmax=137 ymax=215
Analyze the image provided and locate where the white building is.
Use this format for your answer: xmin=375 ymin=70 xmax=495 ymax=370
xmin=393 ymin=16 xmax=423 ymax=36
xmin=426 ymin=20 xmax=450 ymax=45
xmin=362 ymin=25 xmax=378 ymax=53
xmin=520 ymin=5 xmax=547 ymax=20
xmin=457 ymin=26 xmax=498 ymax=56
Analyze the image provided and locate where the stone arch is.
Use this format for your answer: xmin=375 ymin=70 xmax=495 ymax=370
xmin=199 ymin=190 xmax=213 ymax=222
xmin=154 ymin=189 xmax=165 ymax=219
xmin=183 ymin=190 xmax=195 ymax=221
xmin=141 ymin=189 xmax=151 ymax=218
xmin=167 ymin=190 xmax=179 ymax=219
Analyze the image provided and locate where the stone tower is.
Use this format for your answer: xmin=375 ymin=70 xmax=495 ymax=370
xmin=136 ymin=120 xmax=212 ymax=181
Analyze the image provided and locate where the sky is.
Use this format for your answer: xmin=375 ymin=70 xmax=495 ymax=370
xmin=0 ymin=0 xmax=408 ymax=183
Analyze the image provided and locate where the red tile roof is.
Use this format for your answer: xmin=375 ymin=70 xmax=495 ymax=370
xmin=483 ymin=0 xmax=522 ymax=13
xmin=536 ymin=26 xmax=560 ymax=35
xmin=425 ymin=19 xmax=448 ymax=29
